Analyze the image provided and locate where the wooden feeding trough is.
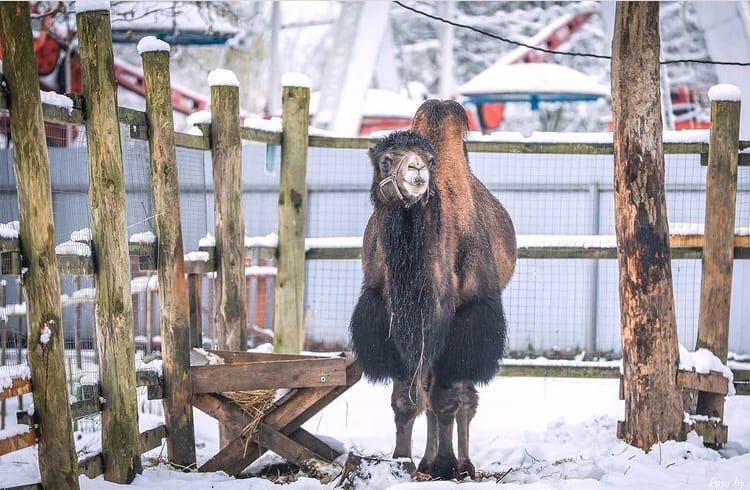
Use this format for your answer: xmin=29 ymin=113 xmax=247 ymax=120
xmin=190 ymin=349 xmax=362 ymax=476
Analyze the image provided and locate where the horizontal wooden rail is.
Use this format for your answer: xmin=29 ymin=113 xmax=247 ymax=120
xmin=0 ymin=429 xmax=37 ymax=456
xmin=0 ymin=376 xmax=32 ymax=400
xmin=78 ymin=425 xmax=167 ymax=479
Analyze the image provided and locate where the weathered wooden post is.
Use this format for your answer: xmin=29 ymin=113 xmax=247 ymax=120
xmin=209 ymin=69 xmax=247 ymax=447
xmin=0 ymin=3 xmax=80 ymax=487
xmin=76 ymin=2 xmax=142 ymax=482
xmin=140 ymin=36 xmax=197 ymax=469
xmin=695 ymin=84 xmax=741 ymax=421
xmin=210 ymin=69 xmax=247 ymax=353
xmin=274 ymin=74 xmax=311 ymax=354
xmin=188 ymin=274 xmax=203 ymax=348
xmin=611 ymin=2 xmax=684 ymax=449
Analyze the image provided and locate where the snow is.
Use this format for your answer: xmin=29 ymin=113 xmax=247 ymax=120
xmin=361 ymin=89 xmax=421 ymax=119
xmin=186 ymin=111 xmax=212 ymax=126
xmin=517 ymin=235 xmax=615 ymax=248
xmin=129 ymin=231 xmax=156 ymax=244
xmin=184 ymin=251 xmax=210 ymax=263
xmin=40 ymin=91 xmax=74 ymax=115
xmin=74 ymin=0 xmax=110 ymax=13
xmin=708 ymin=84 xmax=742 ymax=102
xmin=0 ymin=364 xmax=30 ymax=390
xmin=184 ymin=126 xmax=203 ymax=137
xmin=245 ymin=266 xmax=277 ymax=277
xmin=459 ymin=63 xmax=610 ymax=98
xmin=136 ymin=357 xmax=163 ymax=374
xmin=281 ymin=72 xmax=312 ymax=88
xmin=2 ymin=376 xmax=750 ymax=488
xmin=245 ymin=233 xmax=279 ymax=248
xmin=39 ymin=326 xmax=52 ymax=345
xmin=131 ymin=275 xmax=158 ymax=294
xmin=0 ymin=221 xmax=19 ymax=239
xmin=55 ymin=240 xmax=92 ymax=257
xmin=208 ymin=69 xmax=240 ymax=88
xmin=243 ymin=117 xmax=282 ymax=133
xmin=70 ymin=228 xmax=92 ymax=242
xmin=198 ymin=233 xmax=215 ymax=248
xmin=136 ymin=36 xmax=171 ymax=55
xmin=679 ymin=344 xmax=736 ymax=396
xmin=305 ymin=236 xmax=363 ymax=251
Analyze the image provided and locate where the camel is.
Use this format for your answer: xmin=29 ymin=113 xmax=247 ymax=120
xmin=349 ymin=99 xmax=517 ymax=479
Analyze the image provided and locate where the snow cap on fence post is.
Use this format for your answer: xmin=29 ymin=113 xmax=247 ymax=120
xmin=281 ymin=72 xmax=312 ymax=89
xmin=208 ymin=68 xmax=240 ymax=88
xmin=136 ymin=36 xmax=171 ymax=55
xmin=708 ymin=84 xmax=741 ymax=102
xmin=74 ymin=0 xmax=111 ymax=13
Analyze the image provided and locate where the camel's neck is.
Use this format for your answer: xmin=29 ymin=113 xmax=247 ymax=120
xmin=377 ymin=196 xmax=452 ymax=378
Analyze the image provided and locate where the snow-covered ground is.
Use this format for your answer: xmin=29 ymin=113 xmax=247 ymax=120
xmin=2 ymin=377 xmax=749 ymax=489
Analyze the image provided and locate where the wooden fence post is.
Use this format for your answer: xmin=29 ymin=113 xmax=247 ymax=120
xmin=611 ymin=2 xmax=683 ymax=450
xmin=140 ymin=38 xmax=197 ymax=469
xmin=695 ymin=86 xmax=741 ymax=421
xmin=0 ymin=4 xmax=80 ymax=488
xmin=210 ymin=69 xmax=246 ymax=352
xmin=188 ymin=274 xmax=203 ymax=348
xmin=274 ymin=75 xmax=310 ymax=354
xmin=76 ymin=4 xmax=142 ymax=482
xmin=209 ymin=69 xmax=247 ymax=448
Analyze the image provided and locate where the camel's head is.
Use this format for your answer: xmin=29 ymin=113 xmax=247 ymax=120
xmin=368 ymin=130 xmax=436 ymax=208
xmin=412 ymin=99 xmax=469 ymax=154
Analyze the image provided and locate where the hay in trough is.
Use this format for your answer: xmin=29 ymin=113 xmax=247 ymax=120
xmin=223 ymin=389 xmax=277 ymax=455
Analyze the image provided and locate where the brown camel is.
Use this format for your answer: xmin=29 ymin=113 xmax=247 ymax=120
xmin=350 ymin=99 xmax=516 ymax=479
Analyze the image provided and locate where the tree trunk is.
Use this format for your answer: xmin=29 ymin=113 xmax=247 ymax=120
xmin=76 ymin=7 xmax=142 ymax=482
xmin=141 ymin=48 xmax=197 ymax=469
xmin=0 ymin=3 xmax=80 ymax=488
xmin=611 ymin=1 xmax=684 ymax=450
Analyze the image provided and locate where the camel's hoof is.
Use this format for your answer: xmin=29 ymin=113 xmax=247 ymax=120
xmin=399 ymin=459 xmax=417 ymax=476
xmin=429 ymin=453 xmax=459 ymax=480
xmin=417 ymin=457 xmax=433 ymax=475
xmin=458 ymin=459 xmax=476 ymax=479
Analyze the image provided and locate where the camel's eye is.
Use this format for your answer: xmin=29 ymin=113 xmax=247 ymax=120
xmin=380 ymin=156 xmax=392 ymax=173
xmin=428 ymin=157 xmax=436 ymax=168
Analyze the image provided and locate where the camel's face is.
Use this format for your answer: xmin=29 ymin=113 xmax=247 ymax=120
xmin=369 ymin=131 xmax=436 ymax=207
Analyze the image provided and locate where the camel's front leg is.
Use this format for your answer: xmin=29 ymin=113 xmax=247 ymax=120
xmin=456 ymin=381 xmax=478 ymax=478
xmin=429 ymin=381 xmax=460 ymax=479
xmin=391 ymin=378 xmax=418 ymax=469
xmin=417 ymin=410 xmax=438 ymax=474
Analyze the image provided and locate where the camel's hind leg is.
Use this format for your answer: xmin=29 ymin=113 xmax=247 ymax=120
xmin=391 ymin=378 xmax=419 ymax=469
xmin=456 ymin=381 xmax=478 ymax=478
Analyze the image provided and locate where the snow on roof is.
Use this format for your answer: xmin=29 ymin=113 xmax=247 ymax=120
xmin=75 ymin=0 xmax=111 ymax=13
xmin=281 ymin=72 xmax=312 ymax=89
xmin=208 ymin=69 xmax=240 ymax=88
xmin=459 ymin=63 xmax=610 ymax=99
xmin=136 ymin=36 xmax=171 ymax=55
xmin=708 ymin=83 xmax=741 ymax=102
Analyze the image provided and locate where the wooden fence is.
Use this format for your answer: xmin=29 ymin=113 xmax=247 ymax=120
xmin=0 ymin=4 xmax=749 ymax=488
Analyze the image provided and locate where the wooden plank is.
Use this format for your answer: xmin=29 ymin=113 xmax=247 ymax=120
xmin=732 ymin=369 xmax=750 ymax=382
xmin=735 ymin=383 xmax=750 ymax=396
xmin=0 ymin=5 xmax=80 ymax=488
xmin=77 ymin=8 xmax=142 ymax=482
xmin=287 ymin=427 xmax=341 ymax=461
xmin=254 ymin=422 xmax=320 ymax=466
xmin=77 ymin=453 xmax=104 ymax=479
xmin=239 ymin=126 xmax=282 ymax=145
xmin=207 ymin=350 xmax=335 ymax=364
xmin=498 ymin=364 xmax=620 ymax=378
xmin=77 ymin=426 xmax=168 ymax=479
xmin=3 ymin=483 xmax=42 ymax=490
xmin=139 ymin=424 xmax=167 ymax=454
xmin=190 ymin=357 xmax=347 ymax=393
xmin=142 ymin=46 xmax=196 ymax=469
xmin=70 ymin=398 xmax=101 ymax=419
xmin=174 ymin=131 xmax=210 ymax=150
xmin=676 ymin=370 xmax=728 ymax=395
xmin=0 ymin=377 xmax=32 ymax=401
xmin=686 ymin=421 xmax=728 ymax=447
xmin=274 ymin=82 xmax=310 ymax=354
xmin=0 ymin=237 xmax=20 ymax=254
xmin=0 ymin=429 xmax=36 ymax=456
